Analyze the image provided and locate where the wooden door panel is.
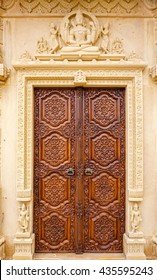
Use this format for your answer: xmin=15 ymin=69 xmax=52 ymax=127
xmin=34 ymin=87 xmax=125 ymax=253
xmin=83 ymin=88 xmax=125 ymax=252
xmin=34 ymin=88 xmax=76 ymax=252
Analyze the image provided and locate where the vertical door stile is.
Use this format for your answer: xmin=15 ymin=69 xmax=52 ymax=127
xmin=75 ymin=88 xmax=84 ymax=253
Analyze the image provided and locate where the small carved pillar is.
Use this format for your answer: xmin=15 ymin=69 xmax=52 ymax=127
xmin=13 ymin=191 xmax=35 ymax=260
xmin=0 ymin=18 xmax=8 ymax=257
xmin=0 ymin=188 xmax=5 ymax=260
xmin=123 ymin=200 xmax=146 ymax=259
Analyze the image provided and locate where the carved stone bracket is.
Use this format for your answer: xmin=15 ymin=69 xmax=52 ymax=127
xmin=149 ymin=65 xmax=157 ymax=81
xmin=0 ymin=64 xmax=9 ymax=83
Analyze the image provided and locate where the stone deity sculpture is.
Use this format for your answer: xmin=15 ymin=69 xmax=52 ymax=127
xmin=100 ymin=23 xmax=109 ymax=53
xmin=18 ymin=203 xmax=29 ymax=232
xmin=49 ymin=23 xmax=59 ymax=53
xmin=61 ymin=10 xmax=99 ymax=52
xmin=130 ymin=203 xmax=142 ymax=233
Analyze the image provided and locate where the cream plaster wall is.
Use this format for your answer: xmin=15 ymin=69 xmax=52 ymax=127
xmin=0 ymin=1 xmax=157 ymax=259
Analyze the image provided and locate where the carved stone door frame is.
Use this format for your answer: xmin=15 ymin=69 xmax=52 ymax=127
xmin=13 ymin=61 xmax=146 ymax=259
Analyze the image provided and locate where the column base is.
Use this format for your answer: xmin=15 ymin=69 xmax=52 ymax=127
xmin=152 ymin=236 xmax=157 ymax=258
xmin=13 ymin=233 xmax=35 ymax=260
xmin=0 ymin=236 xmax=6 ymax=260
xmin=123 ymin=233 xmax=146 ymax=259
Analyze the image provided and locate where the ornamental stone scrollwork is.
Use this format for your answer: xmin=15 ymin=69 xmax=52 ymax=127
xmin=130 ymin=202 xmax=142 ymax=233
xmin=18 ymin=203 xmax=30 ymax=233
xmin=2 ymin=1 xmax=155 ymax=17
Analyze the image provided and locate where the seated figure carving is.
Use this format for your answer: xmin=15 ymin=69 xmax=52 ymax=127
xmin=61 ymin=10 xmax=99 ymax=52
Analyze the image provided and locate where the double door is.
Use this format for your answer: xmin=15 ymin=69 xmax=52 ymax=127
xmin=34 ymin=87 xmax=125 ymax=253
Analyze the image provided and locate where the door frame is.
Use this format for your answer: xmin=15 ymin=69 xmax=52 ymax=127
xmin=13 ymin=61 xmax=146 ymax=259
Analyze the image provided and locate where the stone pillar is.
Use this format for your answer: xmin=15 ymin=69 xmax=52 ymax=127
xmin=123 ymin=200 xmax=146 ymax=259
xmin=0 ymin=188 xmax=5 ymax=260
xmin=0 ymin=15 xmax=9 ymax=259
xmin=13 ymin=191 xmax=35 ymax=260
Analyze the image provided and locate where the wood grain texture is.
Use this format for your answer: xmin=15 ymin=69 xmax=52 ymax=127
xmin=34 ymin=87 xmax=125 ymax=253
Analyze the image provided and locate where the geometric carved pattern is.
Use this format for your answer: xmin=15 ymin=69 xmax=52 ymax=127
xmin=42 ymin=94 xmax=68 ymax=127
xmin=92 ymin=214 xmax=116 ymax=245
xmin=91 ymin=94 xmax=117 ymax=127
xmin=91 ymin=174 xmax=118 ymax=206
xmin=34 ymin=87 xmax=125 ymax=253
xmin=92 ymin=133 xmax=118 ymax=166
xmin=42 ymin=133 xmax=69 ymax=166
xmin=84 ymin=88 xmax=125 ymax=252
xmin=42 ymin=215 xmax=66 ymax=246
xmin=42 ymin=174 xmax=68 ymax=206
xmin=34 ymin=88 xmax=76 ymax=252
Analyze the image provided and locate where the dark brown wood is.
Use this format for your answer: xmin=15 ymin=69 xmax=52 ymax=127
xmin=34 ymin=87 xmax=125 ymax=253
xmin=34 ymin=88 xmax=77 ymax=252
xmin=83 ymin=88 xmax=125 ymax=252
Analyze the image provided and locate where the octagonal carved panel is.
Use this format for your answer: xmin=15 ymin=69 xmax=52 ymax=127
xmin=42 ymin=214 xmax=67 ymax=247
xmin=91 ymin=93 xmax=118 ymax=127
xmin=42 ymin=94 xmax=69 ymax=127
xmin=91 ymin=174 xmax=118 ymax=206
xmin=92 ymin=213 xmax=116 ymax=245
xmin=41 ymin=174 xmax=68 ymax=206
xmin=42 ymin=133 xmax=69 ymax=166
xmin=91 ymin=133 xmax=119 ymax=166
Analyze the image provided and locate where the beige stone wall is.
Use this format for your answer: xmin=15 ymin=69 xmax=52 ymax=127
xmin=0 ymin=0 xmax=157 ymax=259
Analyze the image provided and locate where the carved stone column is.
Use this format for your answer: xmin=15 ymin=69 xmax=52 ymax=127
xmin=0 ymin=16 xmax=9 ymax=259
xmin=13 ymin=191 xmax=35 ymax=260
xmin=123 ymin=201 xmax=146 ymax=259
xmin=149 ymin=10 xmax=157 ymax=258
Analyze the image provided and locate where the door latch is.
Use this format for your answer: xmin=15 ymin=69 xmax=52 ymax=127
xmin=66 ymin=167 xmax=75 ymax=176
xmin=85 ymin=168 xmax=93 ymax=176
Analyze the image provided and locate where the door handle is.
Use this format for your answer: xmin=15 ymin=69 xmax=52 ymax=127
xmin=85 ymin=168 xmax=93 ymax=176
xmin=66 ymin=168 xmax=75 ymax=176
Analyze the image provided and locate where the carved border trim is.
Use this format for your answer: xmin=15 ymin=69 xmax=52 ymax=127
xmin=15 ymin=64 xmax=145 ymax=249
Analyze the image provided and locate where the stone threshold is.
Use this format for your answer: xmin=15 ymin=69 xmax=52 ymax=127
xmin=34 ymin=253 xmax=125 ymax=260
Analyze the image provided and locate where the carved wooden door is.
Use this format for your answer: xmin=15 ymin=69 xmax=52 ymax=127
xmin=34 ymin=87 xmax=125 ymax=253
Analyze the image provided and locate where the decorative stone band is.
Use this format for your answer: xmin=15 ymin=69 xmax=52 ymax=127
xmin=13 ymin=61 xmax=146 ymax=259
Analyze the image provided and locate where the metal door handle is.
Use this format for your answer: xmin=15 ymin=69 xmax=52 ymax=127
xmin=85 ymin=168 xmax=93 ymax=176
xmin=66 ymin=168 xmax=75 ymax=176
